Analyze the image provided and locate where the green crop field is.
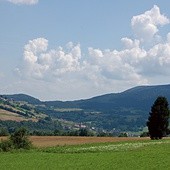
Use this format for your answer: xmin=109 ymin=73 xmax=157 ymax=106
xmin=0 ymin=139 xmax=170 ymax=170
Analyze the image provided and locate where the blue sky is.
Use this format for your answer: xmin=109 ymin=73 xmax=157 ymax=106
xmin=0 ymin=0 xmax=170 ymax=100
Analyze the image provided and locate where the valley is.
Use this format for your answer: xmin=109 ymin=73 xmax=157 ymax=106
xmin=0 ymin=84 xmax=170 ymax=134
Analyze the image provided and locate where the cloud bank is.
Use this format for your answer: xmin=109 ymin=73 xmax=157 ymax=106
xmin=131 ymin=5 xmax=169 ymax=41
xmin=16 ymin=5 xmax=170 ymax=100
xmin=7 ymin=0 xmax=38 ymax=5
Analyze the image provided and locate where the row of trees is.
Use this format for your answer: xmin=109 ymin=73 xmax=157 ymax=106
xmin=0 ymin=127 xmax=115 ymax=137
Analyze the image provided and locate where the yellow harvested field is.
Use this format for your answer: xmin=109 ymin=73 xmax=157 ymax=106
xmin=0 ymin=109 xmax=25 ymax=122
xmin=1 ymin=136 xmax=169 ymax=148
xmin=29 ymin=136 xmax=150 ymax=147
xmin=0 ymin=109 xmax=37 ymax=122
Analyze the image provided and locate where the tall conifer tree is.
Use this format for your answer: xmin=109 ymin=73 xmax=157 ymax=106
xmin=147 ymin=96 xmax=170 ymax=139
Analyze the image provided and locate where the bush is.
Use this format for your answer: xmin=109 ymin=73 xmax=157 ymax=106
xmin=118 ymin=133 xmax=128 ymax=137
xmin=10 ymin=128 xmax=32 ymax=149
xmin=140 ymin=132 xmax=149 ymax=137
xmin=0 ymin=128 xmax=32 ymax=152
xmin=0 ymin=140 xmax=13 ymax=152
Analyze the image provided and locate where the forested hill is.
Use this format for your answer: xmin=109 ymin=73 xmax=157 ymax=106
xmin=78 ymin=84 xmax=170 ymax=111
xmin=2 ymin=84 xmax=170 ymax=131
xmin=4 ymin=84 xmax=170 ymax=110
xmin=3 ymin=94 xmax=41 ymax=105
xmin=42 ymin=84 xmax=170 ymax=111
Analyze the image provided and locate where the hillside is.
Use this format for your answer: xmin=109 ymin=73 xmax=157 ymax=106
xmin=0 ymin=95 xmax=91 ymax=134
xmin=0 ymin=96 xmax=63 ymax=133
xmin=2 ymin=84 xmax=170 ymax=132
xmin=0 ymin=95 xmax=45 ymax=120
xmin=76 ymin=84 xmax=170 ymax=110
xmin=3 ymin=94 xmax=41 ymax=105
xmin=37 ymin=84 xmax=170 ymax=131
xmin=0 ymin=109 xmax=30 ymax=122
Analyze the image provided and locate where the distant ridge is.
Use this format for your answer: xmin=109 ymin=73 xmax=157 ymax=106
xmin=73 ymin=84 xmax=170 ymax=111
xmin=3 ymin=84 xmax=170 ymax=107
xmin=3 ymin=94 xmax=41 ymax=105
xmin=1 ymin=84 xmax=170 ymax=131
xmin=122 ymin=84 xmax=170 ymax=94
xmin=4 ymin=84 xmax=170 ymax=112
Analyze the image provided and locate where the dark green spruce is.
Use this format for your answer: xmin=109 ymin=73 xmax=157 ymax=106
xmin=147 ymin=96 xmax=170 ymax=139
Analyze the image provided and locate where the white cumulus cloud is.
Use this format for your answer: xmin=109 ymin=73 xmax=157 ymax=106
xmin=131 ymin=5 xmax=169 ymax=41
xmin=15 ymin=5 xmax=170 ymax=100
xmin=19 ymin=38 xmax=82 ymax=79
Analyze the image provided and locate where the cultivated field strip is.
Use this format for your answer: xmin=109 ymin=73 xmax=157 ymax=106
xmin=42 ymin=139 xmax=170 ymax=154
xmin=29 ymin=136 xmax=150 ymax=147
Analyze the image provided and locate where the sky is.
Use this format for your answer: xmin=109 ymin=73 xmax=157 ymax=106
xmin=0 ymin=0 xmax=170 ymax=101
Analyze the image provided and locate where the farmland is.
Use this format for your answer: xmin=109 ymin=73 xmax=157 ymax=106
xmin=0 ymin=109 xmax=37 ymax=122
xmin=27 ymin=136 xmax=150 ymax=147
xmin=0 ymin=137 xmax=170 ymax=169
xmin=0 ymin=136 xmax=150 ymax=147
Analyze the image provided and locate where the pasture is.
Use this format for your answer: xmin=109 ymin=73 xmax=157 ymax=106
xmin=0 ymin=137 xmax=170 ymax=170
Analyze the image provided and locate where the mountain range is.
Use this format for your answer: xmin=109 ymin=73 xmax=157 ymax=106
xmin=1 ymin=84 xmax=170 ymax=132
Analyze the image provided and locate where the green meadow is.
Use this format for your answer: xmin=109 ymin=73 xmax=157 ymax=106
xmin=0 ymin=139 xmax=170 ymax=170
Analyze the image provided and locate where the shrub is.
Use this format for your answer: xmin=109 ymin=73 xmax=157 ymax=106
xmin=0 ymin=140 xmax=13 ymax=152
xmin=140 ymin=132 xmax=149 ymax=137
xmin=10 ymin=128 xmax=32 ymax=149
xmin=118 ymin=133 xmax=128 ymax=137
xmin=0 ymin=128 xmax=32 ymax=152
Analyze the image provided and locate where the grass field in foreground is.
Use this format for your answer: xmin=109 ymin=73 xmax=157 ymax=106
xmin=0 ymin=139 xmax=170 ymax=170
